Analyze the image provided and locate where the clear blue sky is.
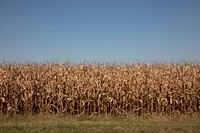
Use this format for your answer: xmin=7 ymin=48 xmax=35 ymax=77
xmin=0 ymin=0 xmax=200 ymax=63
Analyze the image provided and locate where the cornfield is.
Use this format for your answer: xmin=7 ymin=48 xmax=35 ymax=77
xmin=0 ymin=61 xmax=200 ymax=116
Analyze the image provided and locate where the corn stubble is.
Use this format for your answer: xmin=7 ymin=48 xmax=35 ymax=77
xmin=0 ymin=62 xmax=200 ymax=116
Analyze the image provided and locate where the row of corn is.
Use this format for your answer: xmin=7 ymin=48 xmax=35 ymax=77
xmin=0 ymin=62 xmax=200 ymax=116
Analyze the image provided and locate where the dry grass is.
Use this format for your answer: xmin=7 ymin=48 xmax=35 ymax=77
xmin=0 ymin=61 xmax=200 ymax=116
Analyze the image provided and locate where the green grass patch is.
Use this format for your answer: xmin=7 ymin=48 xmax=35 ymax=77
xmin=0 ymin=115 xmax=199 ymax=133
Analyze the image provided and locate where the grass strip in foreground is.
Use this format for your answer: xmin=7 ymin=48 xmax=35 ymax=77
xmin=0 ymin=115 xmax=199 ymax=133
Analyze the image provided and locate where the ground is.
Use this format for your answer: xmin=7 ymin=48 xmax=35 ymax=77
xmin=0 ymin=114 xmax=199 ymax=133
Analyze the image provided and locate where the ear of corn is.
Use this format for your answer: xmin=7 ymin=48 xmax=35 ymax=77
xmin=0 ymin=62 xmax=199 ymax=116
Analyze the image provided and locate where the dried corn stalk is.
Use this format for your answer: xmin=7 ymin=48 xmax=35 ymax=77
xmin=0 ymin=62 xmax=199 ymax=116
